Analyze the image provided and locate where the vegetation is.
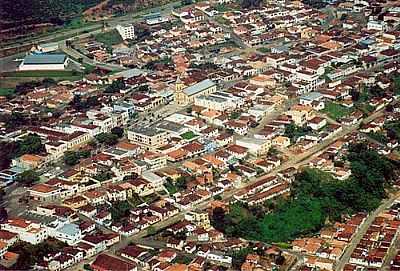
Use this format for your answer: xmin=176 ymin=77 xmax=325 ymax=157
xmin=2 ymin=70 xmax=83 ymax=78
xmin=385 ymin=120 xmax=400 ymax=141
xmin=94 ymin=170 xmax=114 ymax=182
xmin=258 ymin=47 xmax=271 ymax=54
xmin=394 ymin=76 xmax=400 ymax=96
xmin=111 ymin=127 xmax=124 ymax=138
xmin=229 ymin=111 xmax=241 ymax=120
xmin=70 ymin=95 xmax=100 ymax=111
xmin=180 ymin=131 xmax=197 ymax=140
xmin=63 ymin=150 xmax=90 ymax=166
xmin=284 ymin=123 xmax=311 ymax=142
xmin=0 ymin=133 xmax=45 ymax=170
xmin=367 ymin=131 xmax=388 ymax=144
xmin=164 ymin=180 xmax=178 ymax=195
xmin=0 ymin=88 xmax=15 ymax=97
xmin=110 ymin=200 xmax=132 ymax=220
xmin=173 ymin=255 xmax=193 ymax=265
xmin=104 ymin=79 xmax=126 ymax=93
xmin=322 ymin=102 xmax=353 ymax=120
xmin=16 ymin=170 xmax=40 ymax=185
xmin=95 ymin=132 xmax=119 ymax=146
xmin=8 ymin=239 xmax=67 ymax=270
xmin=240 ymin=0 xmax=262 ymax=9
xmin=211 ymin=143 xmax=395 ymax=243
xmin=17 ymin=134 xmax=45 ymax=156
xmin=95 ymin=29 xmax=123 ymax=48
xmin=1 ymin=0 xmax=102 ymax=25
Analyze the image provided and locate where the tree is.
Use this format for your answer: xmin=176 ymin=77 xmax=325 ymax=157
xmin=230 ymin=111 xmax=240 ymax=120
xmin=393 ymin=76 xmax=400 ymax=96
xmin=104 ymin=79 xmax=126 ymax=93
xmin=18 ymin=133 xmax=44 ymax=156
xmin=64 ymin=151 xmax=80 ymax=166
xmin=147 ymin=225 xmax=157 ymax=235
xmin=0 ymin=207 xmax=8 ymax=223
xmin=95 ymin=132 xmax=119 ymax=145
xmin=111 ymin=127 xmax=124 ymax=138
xmin=16 ymin=170 xmax=40 ymax=185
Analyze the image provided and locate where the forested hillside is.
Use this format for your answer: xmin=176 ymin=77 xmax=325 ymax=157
xmin=1 ymin=0 xmax=102 ymax=25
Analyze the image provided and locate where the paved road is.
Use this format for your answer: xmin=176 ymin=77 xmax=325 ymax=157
xmin=334 ymin=191 xmax=400 ymax=271
xmin=59 ymin=41 xmax=127 ymax=72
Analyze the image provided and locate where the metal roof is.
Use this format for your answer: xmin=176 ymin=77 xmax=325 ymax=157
xmin=183 ymin=79 xmax=216 ymax=96
xmin=23 ymin=54 xmax=67 ymax=65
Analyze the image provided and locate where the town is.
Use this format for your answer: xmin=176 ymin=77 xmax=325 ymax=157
xmin=0 ymin=0 xmax=400 ymax=270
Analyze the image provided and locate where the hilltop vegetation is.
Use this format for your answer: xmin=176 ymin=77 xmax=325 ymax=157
xmin=211 ymin=143 xmax=397 ymax=243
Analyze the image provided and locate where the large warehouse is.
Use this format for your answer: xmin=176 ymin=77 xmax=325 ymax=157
xmin=19 ymin=54 xmax=69 ymax=71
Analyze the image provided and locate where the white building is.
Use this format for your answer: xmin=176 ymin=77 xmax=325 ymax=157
xmin=116 ymin=24 xmax=135 ymax=40
xmin=19 ymin=54 xmax=68 ymax=71
xmin=46 ymin=220 xmax=82 ymax=245
xmin=1 ymin=218 xmax=48 ymax=245
xmin=236 ymin=137 xmax=271 ymax=156
xmin=367 ymin=20 xmax=388 ymax=31
xmin=194 ymin=91 xmax=244 ymax=111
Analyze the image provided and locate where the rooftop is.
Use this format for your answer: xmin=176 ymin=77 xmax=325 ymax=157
xmin=23 ymin=54 xmax=67 ymax=65
xmin=183 ymin=79 xmax=216 ymax=96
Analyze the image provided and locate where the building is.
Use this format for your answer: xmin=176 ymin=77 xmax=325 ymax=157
xmin=1 ymin=218 xmax=48 ymax=245
xmin=19 ymin=54 xmax=68 ymax=71
xmin=143 ymin=12 xmax=169 ymax=25
xmin=236 ymin=138 xmax=271 ymax=156
xmin=127 ymin=127 xmax=169 ymax=149
xmin=116 ymin=24 xmax=135 ymax=40
xmin=46 ymin=220 xmax=82 ymax=245
xmin=91 ymin=253 xmax=137 ymax=271
xmin=175 ymin=79 xmax=217 ymax=105
xmin=194 ymin=91 xmax=244 ymax=111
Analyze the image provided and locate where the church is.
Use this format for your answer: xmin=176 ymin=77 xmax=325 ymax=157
xmin=174 ymin=78 xmax=217 ymax=106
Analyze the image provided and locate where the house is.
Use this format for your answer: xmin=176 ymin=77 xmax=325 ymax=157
xmin=236 ymin=138 xmax=271 ymax=156
xmin=120 ymin=245 xmax=149 ymax=266
xmin=127 ymin=127 xmax=170 ymax=150
xmin=0 ymin=230 xmax=18 ymax=248
xmin=272 ymin=136 xmax=291 ymax=148
xmin=308 ymin=117 xmax=327 ymax=130
xmin=46 ymin=220 xmax=82 ymax=245
xmin=12 ymin=154 xmax=46 ymax=170
xmin=28 ymin=184 xmax=62 ymax=202
xmin=225 ymin=144 xmax=248 ymax=160
xmin=91 ymin=253 xmax=137 ymax=271
xmin=225 ymin=121 xmax=249 ymax=135
xmin=1 ymin=218 xmax=48 ymax=245
xmin=287 ymin=104 xmax=314 ymax=126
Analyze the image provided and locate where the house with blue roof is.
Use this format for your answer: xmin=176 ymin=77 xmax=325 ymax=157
xmin=47 ymin=219 xmax=82 ymax=245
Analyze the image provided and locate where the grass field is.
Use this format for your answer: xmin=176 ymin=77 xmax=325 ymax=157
xmin=2 ymin=70 xmax=83 ymax=78
xmin=181 ymin=131 xmax=198 ymax=140
xmin=0 ymin=88 xmax=15 ymax=96
xmin=322 ymin=102 xmax=353 ymax=120
xmin=95 ymin=29 xmax=123 ymax=48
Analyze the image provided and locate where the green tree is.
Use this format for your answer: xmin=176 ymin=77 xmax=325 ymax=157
xmin=16 ymin=170 xmax=40 ymax=185
xmin=111 ymin=127 xmax=124 ymax=138
xmin=104 ymin=79 xmax=126 ymax=93
xmin=64 ymin=151 xmax=80 ymax=166
xmin=18 ymin=133 xmax=44 ymax=156
xmin=96 ymin=132 xmax=119 ymax=145
xmin=394 ymin=76 xmax=400 ymax=95
xmin=147 ymin=225 xmax=157 ymax=235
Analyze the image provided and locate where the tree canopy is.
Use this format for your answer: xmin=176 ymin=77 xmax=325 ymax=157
xmin=211 ymin=143 xmax=395 ymax=243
